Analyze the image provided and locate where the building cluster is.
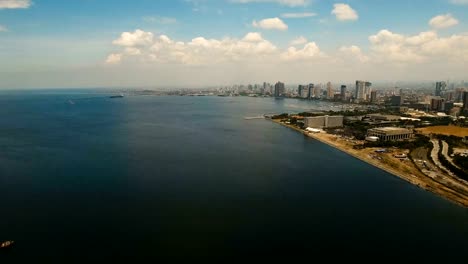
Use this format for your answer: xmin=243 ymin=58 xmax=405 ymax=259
xmin=217 ymin=79 xmax=468 ymax=117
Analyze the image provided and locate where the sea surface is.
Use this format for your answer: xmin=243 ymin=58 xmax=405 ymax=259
xmin=0 ymin=90 xmax=467 ymax=261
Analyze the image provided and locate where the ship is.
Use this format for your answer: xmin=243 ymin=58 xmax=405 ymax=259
xmin=109 ymin=93 xmax=124 ymax=98
xmin=0 ymin=241 xmax=14 ymax=249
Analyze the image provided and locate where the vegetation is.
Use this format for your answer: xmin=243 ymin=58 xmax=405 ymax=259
xmin=271 ymin=113 xmax=289 ymax=119
xmin=437 ymin=139 xmax=468 ymax=181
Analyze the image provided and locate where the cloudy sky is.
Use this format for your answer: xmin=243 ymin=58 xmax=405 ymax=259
xmin=0 ymin=0 xmax=467 ymax=88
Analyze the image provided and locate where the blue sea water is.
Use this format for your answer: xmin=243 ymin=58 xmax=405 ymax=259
xmin=0 ymin=90 xmax=467 ymax=261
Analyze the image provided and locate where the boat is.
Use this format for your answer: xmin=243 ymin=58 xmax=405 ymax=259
xmin=0 ymin=241 xmax=14 ymax=249
xmin=109 ymin=93 xmax=124 ymax=98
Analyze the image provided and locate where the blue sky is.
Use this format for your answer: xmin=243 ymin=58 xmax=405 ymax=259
xmin=0 ymin=0 xmax=467 ymax=88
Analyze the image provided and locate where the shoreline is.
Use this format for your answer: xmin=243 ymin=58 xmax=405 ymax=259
xmin=270 ymin=119 xmax=468 ymax=208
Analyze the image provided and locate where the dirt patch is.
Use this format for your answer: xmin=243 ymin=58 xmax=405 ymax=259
xmin=416 ymin=126 xmax=468 ymax=137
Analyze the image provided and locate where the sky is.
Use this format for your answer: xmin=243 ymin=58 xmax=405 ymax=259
xmin=0 ymin=0 xmax=467 ymax=89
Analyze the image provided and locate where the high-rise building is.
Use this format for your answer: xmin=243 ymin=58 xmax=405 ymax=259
xmin=314 ymin=84 xmax=322 ymax=98
xmin=463 ymin=91 xmax=468 ymax=111
xmin=340 ymin=85 xmax=347 ymax=101
xmin=431 ymin=97 xmax=445 ymax=112
xmin=370 ymin=91 xmax=377 ymax=103
xmin=355 ymin=81 xmax=372 ymax=101
xmin=435 ymin=81 xmax=446 ymax=96
xmin=274 ymin=82 xmax=285 ymax=97
xmin=308 ymin=84 xmax=314 ymax=98
xmin=326 ymin=82 xmax=333 ymax=99
xmin=390 ymin=95 xmax=402 ymax=106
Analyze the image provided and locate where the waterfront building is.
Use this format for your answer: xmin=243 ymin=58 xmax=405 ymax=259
xmin=367 ymin=127 xmax=413 ymax=141
xmin=308 ymin=84 xmax=314 ymax=98
xmin=304 ymin=115 xmax=344 ymax=129
xmin=340 ymin=85 xmax=347 ymax=101
xmin=355 ymin=81 xmax=372 ymax=101
xmin=326 ymin=82 xmax=333 ymax=99
xmin=274 ymin=81 xmax=285 ymax=97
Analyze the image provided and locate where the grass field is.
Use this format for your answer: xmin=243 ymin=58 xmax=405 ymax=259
xmin=416 ymin=126 xmax=468 ymax=137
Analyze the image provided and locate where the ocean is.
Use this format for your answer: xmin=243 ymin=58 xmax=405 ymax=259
xmin=0 ymin=90 xmax=467 ymax=261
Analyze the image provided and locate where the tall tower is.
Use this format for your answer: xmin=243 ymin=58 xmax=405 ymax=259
xmin=340 ymin=85 xmax=347 ymax=101
xmin=355 ymin=81 xmax=372 ymax=101
xmin=435 ymin=81 xmax=446 ymax=96
xmin=326 ymin=82 xmax=333 ymax=99
xmin=274 ymin=81 xmax=285 ymax=97
xmin=308 ymin=83 xmax=314 ymax=99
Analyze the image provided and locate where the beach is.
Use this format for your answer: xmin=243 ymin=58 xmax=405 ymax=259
xmin=272 ymin=119 xmax=468 ymax=208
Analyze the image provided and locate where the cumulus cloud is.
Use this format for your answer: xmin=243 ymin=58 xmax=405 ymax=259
xmin=112 ymin=29 xmax=154 ymax=47
xmin=0 ymin=0 xmax=31 ymax=9
xmin=338 ymin=45 xmax=369 ymax=62
xmin=290 ymin=36 xmax=308 ymax=46
xmin=0 ymin=25 xmax=7 ymax=32
xmin=106 ymin=30 xmax=283 ymax=65
xmin=252 ymin=17 xmax=288 ymax=31
xmin=280 ymin=12 xmax=316 ymax=18
xmin=105 ymin=27 xmax=468 ymax=78
xmin=230 ymin=0 xmax=308 ymax=7
xmin=429 ymin=14 xmax=459 ymax=29
xmin=331 ymin=3 xmax=358 ymax=21
xmin=242 ymin=32 xmax=264 ymax=42
xmin=368 ymin=29 xmax=468 ymax=63
xmin=281 ymin=42 xmax=323 ymax=60
xmin=105 ymin=53 xmax=122 ymax=64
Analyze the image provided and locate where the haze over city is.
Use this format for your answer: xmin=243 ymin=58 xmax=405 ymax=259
xmin=0 ymin=0 xmax=467 ymax=88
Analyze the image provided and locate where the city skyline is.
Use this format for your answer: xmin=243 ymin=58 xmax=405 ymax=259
xmin=0 ymin=0 xmax=468 ymax=88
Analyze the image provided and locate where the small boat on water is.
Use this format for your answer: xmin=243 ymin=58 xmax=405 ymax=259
xmin=109 ymin=93 xmax=124 ymax=98
xmin=0 ymin=240 xmax=14 ymax=249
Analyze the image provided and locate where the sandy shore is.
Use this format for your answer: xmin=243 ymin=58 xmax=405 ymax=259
xmin=271 ymin=120 xmax=468 ymax=208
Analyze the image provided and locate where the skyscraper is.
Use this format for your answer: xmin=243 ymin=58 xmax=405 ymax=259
xmin=326 ymin=82 xmax=333 ymax=99
xmin=340 ymin=85 xmax=347 ymax=101
xmin=355 ymin=81 xmax=372 ymax=101
xmin=463 ymin=91 xmax=468 ymax=111
xmin=370 ymin=91 xmax=377 ymax=103
xmin=274 ymin=81 xmax=285 ymax=97
xmin=308 ymin=83 xmax=314 ymax=99
xmin=435 ymin=81 xmax=446 ymax=96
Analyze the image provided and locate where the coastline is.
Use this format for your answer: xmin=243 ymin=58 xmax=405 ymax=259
xmin=270 ymin=119 xmax=468 ymax=208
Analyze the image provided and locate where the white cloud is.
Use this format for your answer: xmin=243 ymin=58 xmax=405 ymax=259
xmin=280 ymin=12 xmax=316 ymax=18
xmin=230 ymin=0 xmax=308 ymax=7
xmin=143 ymin=16 xmax=177 ymax=24
xmin=0 ymin=0 xmax=31 ymax=9
xmin=429 ymin=14 xmax=459 ymax=29
xmin=0 ymin=25 xmax=8 ymax=32
xmin=105 ymin=53 xmax=122 ymax=64
xmin=252 ymin=17 xmax=288 ymax=31
xmin=107 ymin=30 xmax=279 ymax=65
xmin=105 ymin=27 xmax=468 ymax=83
xmin=368 ymin=29 xmax=468 ymax=63
xmin=331 ymin=3 xmax=358 ymax=21
xmin=112 ymin=29 xmax=154 ymax=47
xmin=242 ymin=32 xmax=264 ymax=42
xmin=338 ymin=45 xmax=369 ymax=62
xmin=290 ymin=36 xmax=308 ymax=46
xmin=450 ymin=0 xmax=468 ymax=5
xmin=281 ymin=42 xmax=323 ymax=61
